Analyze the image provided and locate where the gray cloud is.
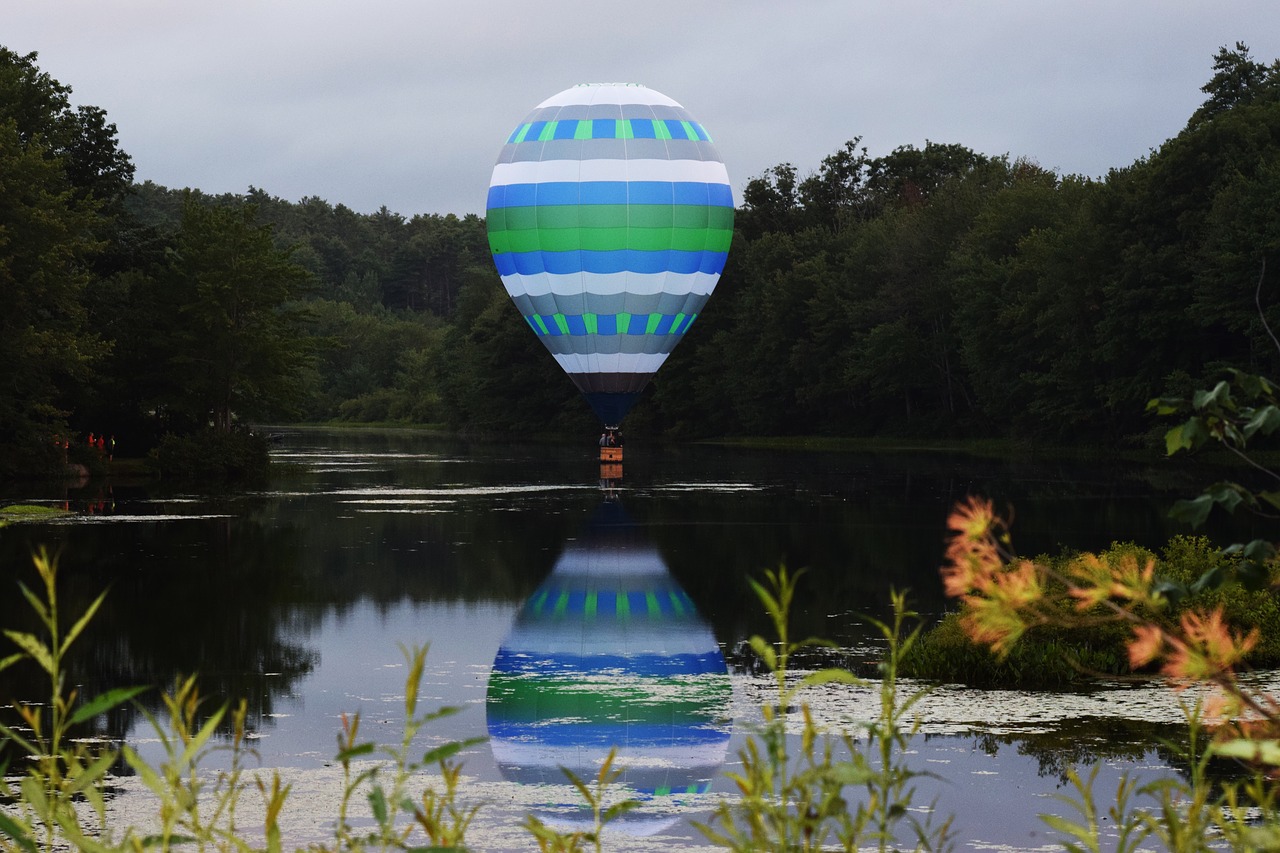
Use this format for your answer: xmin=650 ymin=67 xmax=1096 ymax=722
xmin=9 ymin=0 xmax=1278 ymax=216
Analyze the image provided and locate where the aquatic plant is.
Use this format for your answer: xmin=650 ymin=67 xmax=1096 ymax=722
xmin=521 ymin=748 xmax=638 ymax=853
xmin=0 ymin=550 xmax=486 ymax=853
xmin=696 ymin=567 xmax=952 ymax=852
xmin=320 ymin=644 xmax=485 ymax=853
xmin=940 ymin=494 xmax=1280 ymax=848
xmin=0 ymin=547 xmax=146 ymax=852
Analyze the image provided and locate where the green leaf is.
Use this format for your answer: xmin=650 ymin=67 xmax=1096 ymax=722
xmin=1193 ymin=380 xmax=1231 ymax=411
xmin=1259 ymin=491 xmax=1280 ymax=513
xmin=64 ymin=591 xmax=107 ymax=652
xmin=70 ymin=685 xmax=148 ymax=725
xmin=1190 ymin=566 xmax=1224 ymax=594
xmin=1153 ymin=579 xmax=1188 ymax=606
xmin=1169 ymin=495 xmax=1213 ymax=528
xmin=1040 ymin=813 xmax=1095 ymax=849
xmin=423 ymin=735 xmax=486 ymax=765
xmin=416 ymin=704 xmax=463 ymax=724
xmin=16 ymin=583 xmax=50 ymax=628
xmin=0 ymin=652 xmax=22 ymax=673
xmin=1164 ymin=423 xmax=1190 ymax=455
xmin=793 ymin=635 xmax=839 ymax=651
xmin=748 ymin=636 xmax=777 ymax=672
xmin=1241 ymin=538 xmax=1277 ymax=561
xmin=826 ymin=761 xmax=877 ymax=785
xmin=603 ymin=801 xmax=641 ymax=823
xmin=2 ymin=631 xmax=55 ymax=675
xmin=67 ymin=750 xmax=119 ymax=794
xmin=336 ymin=741 xmax=376 ymax=762
xmin=137 ymin=835 xmax=200 ymax=848
xmin=1201 ymin=481 xmax=1249 ymax=514
xmin=122 ymin=745 xmax=169 ymax=797
xmin=796 ymin=668 xmax=862 ymax=692
xmin=179 ymin=704 xmax=227 ymax=767
xmin=1238 ymin=560 xmax=1272 ymax=591
xmin=0 ymin=811 xmax=38 ymax=853
xmin=1164 ymin=417 xmax=1211 ymax=455
xmin=1243 ymin=405 xmax=1280 ymax=439
xmin=368 ymin=785 xmax=389 ymax=824
xmin=1211 ymin=738 xmax=1280 ymax=765
xmin=747 ymin=578 xmax=781 ymax=622
xmin=0 ymin=720 xmax=38 ymax=756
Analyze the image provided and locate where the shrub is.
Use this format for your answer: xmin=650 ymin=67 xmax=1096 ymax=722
xmin=906 ymin=534 xmax=1280 ymax=686
xmin=149 ymin=427 xmax=271 ymax=480
xmin=902 ymin=611 xmax=1129 ymax=686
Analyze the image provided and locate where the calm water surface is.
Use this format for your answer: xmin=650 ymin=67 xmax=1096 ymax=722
xmin=0 ymin=429 xmax=1244 ymax=850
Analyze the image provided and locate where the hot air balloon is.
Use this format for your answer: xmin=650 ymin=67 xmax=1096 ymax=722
xmin=486 ymin=84 xmax=733 ymax=427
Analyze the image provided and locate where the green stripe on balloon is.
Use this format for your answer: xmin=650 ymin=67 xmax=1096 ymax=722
xmin=489 ymin=226 xmax=732 ymax=254
xmin=496 ymin=204 xmax=732 ymax=231
xmin=487 ymin=674 xmax=731 ymax=720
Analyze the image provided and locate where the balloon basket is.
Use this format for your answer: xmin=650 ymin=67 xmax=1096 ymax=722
xmin=600 ymin=446 xmax=623 ymax=463
xmin=600 ymin=462 xmax=623 ymax=480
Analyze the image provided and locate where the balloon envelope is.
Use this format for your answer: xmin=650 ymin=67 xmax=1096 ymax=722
xmin=486 ymin=84 xmax=733 ymax=425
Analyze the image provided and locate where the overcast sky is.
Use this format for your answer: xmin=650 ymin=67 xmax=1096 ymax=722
xmin=8 ymin=2 xmax=1280 ymax=218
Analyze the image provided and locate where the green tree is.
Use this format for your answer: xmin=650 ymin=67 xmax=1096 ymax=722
xmin=1189 ymin=41 xmax=1280 ymax=129
xmin=0 ymin=119 xmax=106 ymax=475
xmin=0 ymin=47 xmax=130 ymax=475
xmin=0 ymin=48 xmax=133 ymax=206
xmin=439 ymin=271 xmax=590 ymax=435
xmin=163 ymin=199 xmax=314 ymax=432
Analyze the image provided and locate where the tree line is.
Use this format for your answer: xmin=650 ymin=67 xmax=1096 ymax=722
xmin=2 ymin=43 xmax=1279 ymax=477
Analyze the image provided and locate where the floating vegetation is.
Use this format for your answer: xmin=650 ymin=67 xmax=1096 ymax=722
xmin=38 ymin=513 xmax=235 ymax=525
xmin=0 ymin=503 xmax=74 ymax=521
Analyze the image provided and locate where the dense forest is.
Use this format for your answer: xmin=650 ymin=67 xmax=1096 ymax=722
xmin=2 ymin=43 xmax=1279 ymax=477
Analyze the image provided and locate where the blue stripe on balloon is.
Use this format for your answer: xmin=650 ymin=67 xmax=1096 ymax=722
xmin=487 ymin=182 xmax=733 ymax=209
xmin=493 ymin=250 xmax=729 ymax=276
xmin=493 ymin=649 xmax=728 ymax=676
xmin=630 ymin=118 xmax=656 ymax=138
xmin=486 ymin=721 xmax=731 ymax=747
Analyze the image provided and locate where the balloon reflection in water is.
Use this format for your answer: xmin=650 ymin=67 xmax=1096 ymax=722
xmin=486 ymin=503 xmax=733 ymax=835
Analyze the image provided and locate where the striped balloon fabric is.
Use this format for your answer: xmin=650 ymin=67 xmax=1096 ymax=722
xmin=486 ymin=84 xmax=733 ymax=425
xmin=485 ymin=503 xmax=732 ymax=831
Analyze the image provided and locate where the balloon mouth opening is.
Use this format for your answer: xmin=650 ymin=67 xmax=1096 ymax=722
xmin=584 ymin=391 xmax=643 ymax=426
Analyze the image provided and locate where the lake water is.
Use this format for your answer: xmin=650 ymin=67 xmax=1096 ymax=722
xmin=0 ymin=428 xmax=1254 ymax=850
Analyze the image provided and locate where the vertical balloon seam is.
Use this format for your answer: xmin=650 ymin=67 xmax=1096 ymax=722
xmin=576 ymin=90 xmax=593 ymax=379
